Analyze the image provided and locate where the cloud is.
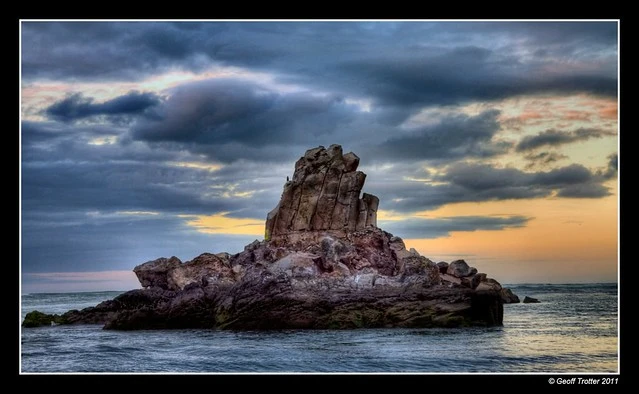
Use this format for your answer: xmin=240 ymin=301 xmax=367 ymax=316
xmin=524 ymin=152 xmax=568 ymax=169
xmin=444 ymin=162 xmax=595 ymax=190
xmin=45 ymin=91 xmax=162 ymax=122
xmin=372 ymin=109 xmax=511 ymax=160
xmin=555 ymin=183 xmax=611 ymax=198
xmin=330 ymin=38 xmax=616 ymax=115
xmin=516 ymin=128 xmax=615 ymax=151
xmin=598 ymin=152 xmax=618 ymax=180
xmin=607 ymin=153 xmax=618 ymax=172
xmin=22 ymin=22 xmax=617 ymax=111
xmin=21 ymin=212 xmax=258 ymax=273
xmin=372 ymin=160 xmax=615 ymax=214
xmin=532 ymin=164 xmax=594 ymax=185
xmin=127 ymin=78 xmax=366 ymax=163
xmin=21 ymin=154 xmax=287 ymax=216
xmin=380 ymin=215 xmax=532 ymax=239
xmin=126 ymin=80 xmax=513 ymax=165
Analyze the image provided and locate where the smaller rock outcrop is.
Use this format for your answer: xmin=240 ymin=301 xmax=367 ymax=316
xmin=446 ymin=260 xmax=474 ymax=277
xmin=22 ymin=311 xmax=65 ymax=328
xmin=133 ymin=256 xmax=181 ymax=290
xmin=523 ymin=296 xmax=541 ymax=303
xmin=500 ymin=288 xmax=521 ymax=303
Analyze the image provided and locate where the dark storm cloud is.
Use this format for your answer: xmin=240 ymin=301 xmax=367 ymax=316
xmin=22 ymin=120 xmax=85 ymax=143
xmin=442 ymin=162 xmax=595 ymax=192
xmin=21 ymin=22 xmax=210 ymax=80
xmin=607 ymin=153 xmax=618 ymax=172
xmin=533 ymin=164 xmax=594 ymax=185
xmin=22 ymin=22 xmax=617 ymax=110
xmin=598 ymin=152 xmax=618 ymax=180
xmin=369 ymin=159 xmax=615 ymax=214
xmin=145 ymin=79 xmax=355 ymax=144
xmin=22 ymin=116 xmax=291 ymax=217
xmin=555 ymin=183 xmax=611 ymax=198
xmin=338 ymin=48 xmax=615 ymax=111
xmin=380 ymin=215 xmax=532 ymax=239
xmin=457 ymin=21 xmax=617 ymax=44
xmin=516 ymin=128 xmax=615 ymax=151
xmin=45 ymin=91 xmax=162 ymax=122
xmin=127 ymin=78 xmax=369 ymax=163
xmin=22 ymin=160 xmax=243 ymax=214
xmin=21 ymin=120 xmax=132 ymax=164
xmin=127 ymin=80 xmax=511 ymax=164
xmin=376 ymin=109 xmax=510 ymax=160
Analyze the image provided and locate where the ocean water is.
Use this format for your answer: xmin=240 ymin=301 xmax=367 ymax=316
xmin=20 ymin=283 xmax=618 ymax=373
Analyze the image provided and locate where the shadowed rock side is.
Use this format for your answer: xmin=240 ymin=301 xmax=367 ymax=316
xmin=24 ymin=145 xmax=514 ymax=330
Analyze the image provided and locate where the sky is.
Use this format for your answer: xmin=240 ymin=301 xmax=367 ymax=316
xmin=20 ymin=20 xmax=619 ymax=293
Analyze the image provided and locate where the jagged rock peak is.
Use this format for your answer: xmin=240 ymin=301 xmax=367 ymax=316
xmin=265 ymin=144 xmax=379 ymax=240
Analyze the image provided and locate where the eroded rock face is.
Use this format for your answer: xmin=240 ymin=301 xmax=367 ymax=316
xmin=265 ymin=145 xmax=379 ymax=241
xmin=133 ymin=256 xmax=182 ymax=290
xmin=23 ymin=144 xmax=510 ymax=330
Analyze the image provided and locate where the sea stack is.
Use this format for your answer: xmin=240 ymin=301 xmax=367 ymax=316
xmin=265 ymin=144 xmax=378 ymax=241
xmin=23 ymin=144 xmax=508 ymax=330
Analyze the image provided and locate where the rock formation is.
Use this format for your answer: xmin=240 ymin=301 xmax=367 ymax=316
xmin=23 ymin=144 xmax=515 ymax=330
xmin=523 ymin=296 xmax=541 ymax=303
xmin=265 ymin=144 xmax=378 ymax=241
xmin=500 ymin=287 xmax=521 ymax=303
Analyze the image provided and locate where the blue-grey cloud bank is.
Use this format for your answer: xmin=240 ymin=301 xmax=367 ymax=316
xmin=20 ymin=21 xmax=619 ymax=290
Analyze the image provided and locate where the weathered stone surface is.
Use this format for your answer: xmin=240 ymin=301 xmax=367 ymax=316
xmin=343 ymin=152 xmax=359 ymax=172
xmin=357 ymin=193 xmax=379 ymax=229
xmin=267 ymin=252 xmax=321 ymax=279
xmin=440 ymin=273 xmax=462 ymax=285
xmin=133 ymin=256 xmax=182 ymax=290
xmin=265 ymin=145 xmax=379 ymax=240
xmin=463 ymin=273 xmax=483 ymax=290
xmin=476 ymin=277 xmax=503 ymax=292
xmin=169 ymin=253 xmax=235 ymax=290
xmin=24 ymin=145 xmax=506 ymax=330
xmin=447 ymin=260 xmax=474 ymax=278
xmin=133 ymin=254 xmax=235 ymax=291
